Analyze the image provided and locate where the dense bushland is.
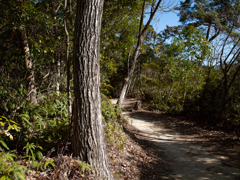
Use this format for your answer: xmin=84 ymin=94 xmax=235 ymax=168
xmin=128 ymin=25 xmax=240 ymax=131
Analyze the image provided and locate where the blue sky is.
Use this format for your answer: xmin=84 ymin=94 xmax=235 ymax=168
xmin=144 ymin=0 xmax=182 ymax=33
xmin=152 ymin=11 xmax=181 ymax=32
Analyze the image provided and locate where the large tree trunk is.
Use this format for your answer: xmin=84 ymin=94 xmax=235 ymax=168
xmin=117 ymin=0 xmax=162 ymax=106
xmin=72 ymin=0 xmax=114 ymax=179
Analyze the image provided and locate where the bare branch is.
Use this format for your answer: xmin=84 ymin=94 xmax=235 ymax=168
xmin=54 ymin=3 xmax=62 ymax=14
xmin=141 ymin=0 xmax=162 ymax=36
xmin=220 ymin=28 xmax=233 ymax=71
xmin=223 ymin=36 xmax=240 ymax=69
xmin=206 ymin=23 xmax=211 ymax=41
xmin=208 ymin=27 xmax=221 ymax=43
xmin=139 ymin=0 xmax=146 ymax=34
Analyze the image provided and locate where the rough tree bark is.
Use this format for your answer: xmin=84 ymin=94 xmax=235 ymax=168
xmin=117 ymin=0 xmax=162 ymax=106
xmin=72 ymin=0 xmax=114 ymax=179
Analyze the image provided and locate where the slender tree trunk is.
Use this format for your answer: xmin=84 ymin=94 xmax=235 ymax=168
xmin=72 ymin=0 xmax=114 ymax=179
xmin=56 ymin=51 xmax=61 ymax=96
xmin=64 ymin=0 xmax=72 ymax=121
xmin=182 ymin=73 xmax=189 ymax=107
xmin=117 ymin=0 xmax=162 ymax=106
xmin=122 ymin=53 xmax=131 ymax=96
xmin=166 ymin=82 xmax=173 ymax=104
xmin=17 ymin=0 xmax=36 ymax=105
xmin=20 ymin=27 xmax=37 ymax=104
xmin=199 ymin=67 xmax=212 ymax=102
xmin=217 ymin=32 xmax=240 ymax=117
xmin=127 ymin=75 xmax=136 ymax=95
xmin=137 ymin=61 xmax=144 ymax=96
xmin=127 ymin=53 xmax=130 ymax=77
xmin=218 ymin=65 xmax=240 ymax=116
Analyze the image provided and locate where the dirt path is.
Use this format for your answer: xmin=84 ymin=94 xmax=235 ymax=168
xmin=111 ymin=98 xmax=240 ymax=180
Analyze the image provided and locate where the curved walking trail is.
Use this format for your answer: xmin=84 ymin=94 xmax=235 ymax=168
xmin=112 ymin=98 xmax=240 ymax=180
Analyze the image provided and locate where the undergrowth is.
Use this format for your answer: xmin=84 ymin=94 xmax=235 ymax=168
xmin=0 ymin=92 xmax=127 ymax=179
xmin=101 ymin=95 xmax=127 ymax=150
xmin=0 ymin=116 xmax=26 ymax=180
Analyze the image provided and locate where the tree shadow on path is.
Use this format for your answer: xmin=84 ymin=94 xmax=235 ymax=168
xmin=123 ymin=123 xmax=174 ymax=180
xmin=123 ymin=109 xmax=240 ymax=180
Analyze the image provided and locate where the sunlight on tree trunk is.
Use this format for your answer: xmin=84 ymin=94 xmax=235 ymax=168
xmin=64 ymin=0 xmax=72 ymax=124
xmin=72 ymin=0 xmax=114 ymax=179
xmin=20 ymin=27 xmax=37 ymax=104
xmin=56 ymin=52 xmax=60 ymax=96
xmin=117 ymin=0 xmax=162 ymax=106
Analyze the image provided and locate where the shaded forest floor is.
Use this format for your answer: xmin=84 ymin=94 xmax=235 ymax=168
xmin=109 ymin=98 xmax=240 ymax=179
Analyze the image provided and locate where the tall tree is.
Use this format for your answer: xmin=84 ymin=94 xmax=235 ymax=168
xmin=178 ymin=0 xmax=240 ymax=43
xmin=72 ymin=0 xmax=114 ymax=179
xmin=217 ymin=28 xmax=240 ymax=116
xmin=100 ymin=0 xmax=142 ymax=96
xmin=117 ymin=0 xmax=162 ymax=106
xmin=18 ymin=0 xmax=37 ymax=104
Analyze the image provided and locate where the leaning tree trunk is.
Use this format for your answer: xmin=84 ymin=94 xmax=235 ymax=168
xmin=72 ymin=0 xmax=114 ymax=179
xmin=117 ymin=0 xmax=162 ymax=106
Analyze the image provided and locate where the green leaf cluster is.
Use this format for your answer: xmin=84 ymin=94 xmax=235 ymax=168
xmin=0 ymin=152 xmax=27 ymax=180
xmin=141 ymin=26 xmax=211 ymax=113
xmin=101 ymin=95 xmax=126 ymax=150
xmin=75 ymin=161 xmax=91 ymax=174
xmin=0 ymin=116 xmax=20 ymax=149
xmin=0 ymin=116 xmax=26 ymax=180
xmin=22 ymin=142 xmax=55 ymax=171
xmin=12 ymin=92 xmax=69 ymax=151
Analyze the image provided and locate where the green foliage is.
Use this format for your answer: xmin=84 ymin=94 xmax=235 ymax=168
xmin=23 ymin=142 xmax=43 ymax=161
xmin=198 ymin=65 xmax=240 ymax=122
xmin=43 ymin=158 xmax=55 ymax=170
xmin=0 ymin=116 xmax=20 ymax=151
xmin=27 ymin=157 xmax=55 ymax=171
xmin=22 ymin=142 xmax=55 ymax=171
xmin=0 ymin=152 xmax=27 ymax=180
xmin=101 ymin=95 xmax=126 ymax=150
xmin=140 ymin=23 xmax=240 ymax=129
xmin=0 ymin=84 xmax=27 ymax=119
xmin=13 ymin=92 xmax=69 ymax=151
xmin=100 ymin=75 xmax=114 ymax=97
xmin=101 ymin=0 xmax=145 ymax=95
xmin=177 ymin=0 xmax=240 ymax=37
xmin=0 ymin=117 xmax=26 ymax=180
xmin=76 ymin=161 xmax=91 ymax=174
xmin=141 ymin=26 xmax=210 ymax=113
